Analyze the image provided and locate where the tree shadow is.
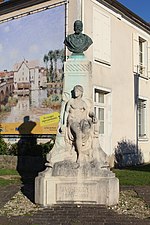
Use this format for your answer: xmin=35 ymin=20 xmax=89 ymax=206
xmin=16 ymin=116 xmax=46 ymax=203
xmin=114 ymin=139 xmax=144 ymax=169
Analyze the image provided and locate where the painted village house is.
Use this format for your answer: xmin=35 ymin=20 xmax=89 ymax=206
xmin=13 ymin=60 xmax=47 ymax=95
xmin=0 ymin=71 xmax=14 ymax=103
xmin=0 ymin=0 xmax=150 ymax=166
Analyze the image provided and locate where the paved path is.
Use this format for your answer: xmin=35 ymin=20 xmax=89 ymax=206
xmin=0 ymin=185 xmax=149 ymax=225
xmin=0 ymin=185 xmax=20 ymax=208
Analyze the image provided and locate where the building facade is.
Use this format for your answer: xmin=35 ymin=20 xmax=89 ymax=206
xmin=65 ymin=0 xmax=150 ymax=164
xmin=13 ymin=60 xmax=47 ymax=94
xmin=0 ymin=0 xmax=150 ymax=164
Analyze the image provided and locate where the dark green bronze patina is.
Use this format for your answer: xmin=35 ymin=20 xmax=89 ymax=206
xmin=64 ymin=20 xmax=93 ymax=54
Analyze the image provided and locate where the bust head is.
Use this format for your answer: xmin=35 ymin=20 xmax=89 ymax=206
xmin=64 ymin=20 xmax=93 ymax=54
xmin=74 ymin=20 xmax=83 ymax=34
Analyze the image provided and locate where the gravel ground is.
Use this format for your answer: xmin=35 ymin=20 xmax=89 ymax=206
xmin=0 ymin=190 xmax=149 ymax=219
xmin=109 ymin=190 xmax=150 ymax=219
xmin=0 ymin=191 xmax=43 ymax=217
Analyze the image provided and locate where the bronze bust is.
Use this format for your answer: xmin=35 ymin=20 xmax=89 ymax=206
xmin=64 ymin=20 xmax=93 ymax=54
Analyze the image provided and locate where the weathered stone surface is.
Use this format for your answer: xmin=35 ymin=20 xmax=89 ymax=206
xmin=52 ymin=160 xmax=113 ymax=178
xmin=35 ymin=159 xmax=119 ymax=206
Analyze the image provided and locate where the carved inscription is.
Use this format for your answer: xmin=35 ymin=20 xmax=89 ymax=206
xmin=56 ymin=183 xmax=96 ymax=202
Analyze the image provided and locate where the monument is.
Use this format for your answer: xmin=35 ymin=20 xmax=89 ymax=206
xmin=35 ymin=20 xmax=119 ymax=206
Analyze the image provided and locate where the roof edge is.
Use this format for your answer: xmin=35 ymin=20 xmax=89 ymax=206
xmin=96 ymin=0 xmax=150 ymax=33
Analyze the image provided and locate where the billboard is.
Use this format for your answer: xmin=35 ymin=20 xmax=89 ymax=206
xmin=0 ymin=3 xmax=66 ymax=135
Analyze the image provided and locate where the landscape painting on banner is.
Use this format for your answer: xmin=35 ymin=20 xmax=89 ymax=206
xmin=0 ymin=4 xmax=65 ymax=135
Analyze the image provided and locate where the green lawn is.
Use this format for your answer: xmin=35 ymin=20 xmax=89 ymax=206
xmin=0 ymin=169 xmax=19 ymax=176
xmin=113 ymin=164 xmax=150 ymax=186
xmin=0 ymin=169 xmax=20 ymax=186
xmin=0 ymin=164 xmax=150 ymax=187
xmin=0 ymin=178 xmax=20 ymax=186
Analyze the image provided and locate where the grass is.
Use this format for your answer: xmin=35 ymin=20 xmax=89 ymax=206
xmin=0 ymin=164 xmax=149 ymax=187
xmin=0 ymin=169 xmax=19 ymax=176
xmin=113 ymin=164 xmax=150 ymax=186
xmin=0 ymin=169 xmax=20 ymax=186
xmin=0 ymin=178 xmax=20 ymax=186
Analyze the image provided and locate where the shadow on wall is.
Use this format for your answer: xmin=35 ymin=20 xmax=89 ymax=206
xmin=114 ymin=139 xmax=144 ymax=168
xmin=16 ymin=116 xmax=54 ymax=203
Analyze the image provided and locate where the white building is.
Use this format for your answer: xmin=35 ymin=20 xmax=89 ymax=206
xmin=13 ymin=60 xmax=47 ymax=92
xmin=65 ymin=0 xmax=150 ymax=165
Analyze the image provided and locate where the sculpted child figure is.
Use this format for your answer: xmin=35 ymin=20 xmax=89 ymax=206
xmin=63 ymin=85 xmax=97 ymax=165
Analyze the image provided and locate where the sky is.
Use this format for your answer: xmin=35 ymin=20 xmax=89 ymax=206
xmin=117 ymin=0 xmax=150 ymax=22
xmin=0 ymin=5 xmax=65 ymax=71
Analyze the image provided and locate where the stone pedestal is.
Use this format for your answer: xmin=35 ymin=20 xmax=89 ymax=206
xmin=35 ymin=160 xmax=119 ymax=206
xmin=63 ymin=54 xmax=92 ymax=99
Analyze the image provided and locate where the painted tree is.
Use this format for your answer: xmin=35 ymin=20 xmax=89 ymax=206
xmin=48 ymin=50 xmax=54 ymax=82
xmin=43 ymin=54 xmax=49 ymax=69
xmin=59 ymin=49 xmax=65 ymax=64
xmin=43 ymin=48 xmax=64 ymax=82
xmin=43 ymin=54 xmax=49 ymax=82
xmin=53 ymin=50 xmax=60 ymax=82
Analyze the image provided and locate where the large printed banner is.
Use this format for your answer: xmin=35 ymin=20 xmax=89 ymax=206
xmin=0 ymin=4 xmax=65 ymax=135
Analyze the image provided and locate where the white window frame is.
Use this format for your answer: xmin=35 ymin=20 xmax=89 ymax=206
xmin=93 ymin=86 xmax=112 ymax=155
xmin=138 ymin=37 xmax=147 ymax=76
xmin=133 ymin=33 xmax=150 ymax=78
xmin=94 ymin=90 xmax=105 ymax=134
xmin=138 ymin=97 xmax=148 ymax=140
xmin=93 ymin=87 xmax=111 ymax=134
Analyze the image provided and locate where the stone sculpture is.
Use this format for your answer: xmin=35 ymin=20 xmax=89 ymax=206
xmin=64 ymin=20 xmax=93 ymax=54
xmin=45 ymin=85 xmax=108 ymax=169
xmin=63 ymin=85 xmax=98 ymax=165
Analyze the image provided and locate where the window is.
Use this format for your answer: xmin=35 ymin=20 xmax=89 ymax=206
xmin=93 ymin=87 xmax=112 ymax=154
xmin=133 ymin=34 xmax=150 ymax=78
xmin=138 ymin=99 xmax=147 ymax=138
xmin=94 ymin=90 xmax=105 ymax=134
xmin=139 ymin=37 xmax=147 ymax=76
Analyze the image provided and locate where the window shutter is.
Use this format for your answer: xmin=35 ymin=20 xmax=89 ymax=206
xmin=93 ymin=8 xmax=111 ymax=64
xmin=93 ymin=13 xmax=102 ymax=59
xmin=147 ymin=43 xmax=150 ymax=78
xmin=132 ymin=33 xmax=139 ymax=73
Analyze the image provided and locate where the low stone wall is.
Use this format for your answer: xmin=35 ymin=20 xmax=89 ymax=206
xmin=0 ymin=155 xmax=46 ymax=172
xmin=0 ymin=155 xmax=17 ymax=169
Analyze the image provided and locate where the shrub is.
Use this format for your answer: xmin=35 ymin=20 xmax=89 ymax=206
xmin=39 ymin=140 xmax=55 ymax=156
xmin=8 ymin=143 xmax=18 ymax=156
xmin=115 ymin=139 xmax=143 ymax=168
xmin=0 ymin=137 xmax=55 ymax=157
xmin=0 ymin=138 xmax=8 ymax=155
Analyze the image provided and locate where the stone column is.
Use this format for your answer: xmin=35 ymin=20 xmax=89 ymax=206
xmin=63 ymin=54 xmax=92 ymax=99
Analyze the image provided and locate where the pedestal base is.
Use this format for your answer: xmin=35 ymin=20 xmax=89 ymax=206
xmin=35 ymin=162 xmax=119 ymax=206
